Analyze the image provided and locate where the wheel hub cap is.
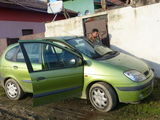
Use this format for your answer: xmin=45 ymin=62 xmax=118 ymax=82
xmin=6 ymin=82 xmax=18 ymax=98
xmin=92 ymin=88 xmax=108 ymax=108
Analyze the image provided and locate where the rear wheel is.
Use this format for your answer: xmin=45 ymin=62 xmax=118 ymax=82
xmin=4 ymin=79 xmax=24 ymax=100
xmin=89 ymin=82 xmax=117 ymax=112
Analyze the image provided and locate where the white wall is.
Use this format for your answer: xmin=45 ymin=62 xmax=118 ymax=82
xmin=108 ymin=3 xmax=160 ymax=77
xmin=45 ymin=17 xmax=84 ymax=37
xmin=45 ymin=11 xmax=107 ymax=37
xmin=45 ymin=3 xmax=160 ymax=78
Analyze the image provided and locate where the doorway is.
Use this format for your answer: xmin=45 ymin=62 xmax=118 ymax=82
xmin=83 ymin=14 xmax=110 ymax=47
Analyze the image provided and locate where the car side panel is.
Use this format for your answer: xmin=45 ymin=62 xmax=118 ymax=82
xmin=0 ymin=59 xmax=33 ymax=93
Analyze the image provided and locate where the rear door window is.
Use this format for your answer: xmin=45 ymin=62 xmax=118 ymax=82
xmin=16 ymin=49 xmax=25 ymax=62
xmin=23 ymin=43 xmax=42 ymax=71
xmin=24 ymin=43 xmax=42 ymax=64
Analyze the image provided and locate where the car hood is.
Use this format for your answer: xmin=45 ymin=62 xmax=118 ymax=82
xmin=101 ymin=53 xmax=149 ymax=73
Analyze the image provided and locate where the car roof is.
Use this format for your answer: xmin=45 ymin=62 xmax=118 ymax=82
xmin=45 ymin=36 xmax=80 ymax=41
xmin=19 ymin=36 xmax=82 ymax=43
xmin=6 ymin=36 xmax=83 ymax=50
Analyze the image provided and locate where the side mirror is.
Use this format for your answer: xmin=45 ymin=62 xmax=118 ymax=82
xmin=69 ymin=58 xmax=83 ymax=66
xmin=83 ymin=60 xmax=92 ymax=66
xmin=83 ymin=60 xmax=88 ymax=65
xmin=69 ymin=59 xmax=76 ymax=65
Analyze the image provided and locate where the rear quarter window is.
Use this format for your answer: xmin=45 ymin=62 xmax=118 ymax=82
xmin=5 ymin=46 xmax=18 ymax=61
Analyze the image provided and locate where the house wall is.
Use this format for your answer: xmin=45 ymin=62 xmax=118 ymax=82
xmin=0 ymin=21 xmax=45 ymax=55
xmin=20 ymin=32 xmax=45 ymax=40
xmin=45 ymin=3 xmax=160 ymax=78
xmin=0 ymin=21 xmax=45 ymax=39
xmin=0 ymin=8 xmax=57 ymax=22
xmin=0 ymin=33 xmax=45 ymax=55
xmin=64 ymin=0 xmax=95 ymax=15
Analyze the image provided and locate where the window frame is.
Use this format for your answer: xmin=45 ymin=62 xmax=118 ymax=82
xmin=22 ymin=29 xmax=34 ymax=36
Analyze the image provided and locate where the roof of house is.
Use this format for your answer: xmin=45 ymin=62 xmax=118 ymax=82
xmin=0 ymin=0 xmax=77 ymax=15
xmin=94 ymin=0 xmax=126 ymax=6
xmin=0 ymin=0 xmax=47 ymax=12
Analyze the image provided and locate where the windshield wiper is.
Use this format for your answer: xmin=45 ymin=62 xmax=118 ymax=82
xmin=92 ymin=56 xmax=101 ymax=59
xmin=104 ymin=51 xmax=118 ymax=56
xmin=93 ymin=51 xmax=117 ymax=59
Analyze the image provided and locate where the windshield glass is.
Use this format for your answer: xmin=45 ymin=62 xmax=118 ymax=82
xmin=66 ymin=38 xmax=112 ymax=58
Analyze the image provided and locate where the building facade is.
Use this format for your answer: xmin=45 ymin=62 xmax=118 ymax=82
xmin=0 ymin=0 xmax=77 ymax=55
xmin=64 ymin=0 xmax=95 ymax=15
xmin=63 ymin=0 xmax=126 ymax=15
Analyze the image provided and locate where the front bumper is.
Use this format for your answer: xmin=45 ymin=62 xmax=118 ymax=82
xmin=116 ymin=73 xmax=154 ymax=103
xmin=117 ymin=79 xmax=153 ymax=91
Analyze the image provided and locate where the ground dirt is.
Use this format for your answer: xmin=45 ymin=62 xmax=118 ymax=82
xmin=0 ymin=79 xmax=160 ymax=120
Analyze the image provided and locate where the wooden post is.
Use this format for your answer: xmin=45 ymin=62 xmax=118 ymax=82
xmin=101 ymin=0 xmax=107 ymax=10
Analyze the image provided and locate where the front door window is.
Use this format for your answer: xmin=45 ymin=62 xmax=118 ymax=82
xmin=23 ymin=43 xmax=42 ymax=71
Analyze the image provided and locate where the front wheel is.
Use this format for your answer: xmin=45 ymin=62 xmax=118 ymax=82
xmin=4 ymin=79 xmax=24 ymax=100
xmin=89 ymin=82 xmax=117 ymax=112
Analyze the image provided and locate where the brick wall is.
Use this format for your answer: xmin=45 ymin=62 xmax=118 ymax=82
xmin=0 ymin=33 xmax=45 ymax=56
xmin=0 ymin=38 xmax=7 ymax=56
xmin=20 ymin=32 xmax=45 ymax=40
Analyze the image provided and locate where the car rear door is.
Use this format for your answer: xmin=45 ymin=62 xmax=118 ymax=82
xmin=19 ymin=40 xmax=84 ymax=106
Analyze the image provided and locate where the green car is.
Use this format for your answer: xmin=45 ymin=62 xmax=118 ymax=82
xmin=0 ymin=37 xmax=154 ymax=112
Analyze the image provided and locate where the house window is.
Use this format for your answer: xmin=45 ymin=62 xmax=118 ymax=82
xmin=22 ymin=29 xmax=33 ymax=36
xmin=7 ymin=38 xmax=19 ymax=46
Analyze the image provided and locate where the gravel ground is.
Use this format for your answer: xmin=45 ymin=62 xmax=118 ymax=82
xmin=0 ymin=79 xmax=160 ymax=120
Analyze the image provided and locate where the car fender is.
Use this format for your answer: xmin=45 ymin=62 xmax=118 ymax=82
xmin=2 ymin=75 xmax=25 ymax=92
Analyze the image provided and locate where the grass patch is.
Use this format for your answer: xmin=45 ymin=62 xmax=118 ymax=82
xmin=105 ymin=78 xmax=160 ymax=120
xmin=0 ymin=86 xmax=5 ymax=96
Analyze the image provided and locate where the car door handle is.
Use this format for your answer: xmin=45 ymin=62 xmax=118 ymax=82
xmin=13 ymin=66 xmax=18 ymax=69
xmin=36 ymin=77 xmax=46 ymax=81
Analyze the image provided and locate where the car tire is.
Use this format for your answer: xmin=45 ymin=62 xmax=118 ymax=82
xmin=89 ymin=82 xmax=117 ymax=112
xmin=4 ymin=79 xmax=24 ymax=100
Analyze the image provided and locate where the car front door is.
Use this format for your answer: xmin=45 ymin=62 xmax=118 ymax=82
xmin=19 ymin=41 xmax=84 ymax=106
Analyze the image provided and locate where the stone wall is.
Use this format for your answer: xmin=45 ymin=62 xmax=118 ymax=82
xmin=20 ymin=33 xmax=45 ymax=40
xmin=0 ymin=39 xmax=7 ymax=56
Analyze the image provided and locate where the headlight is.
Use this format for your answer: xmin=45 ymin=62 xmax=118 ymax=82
xmin=124 ymin=70 xmax=146 ymax=82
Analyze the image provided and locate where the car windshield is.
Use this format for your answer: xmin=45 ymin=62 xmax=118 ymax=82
xmin=66 ymin=38 xmax=113 ymax=59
